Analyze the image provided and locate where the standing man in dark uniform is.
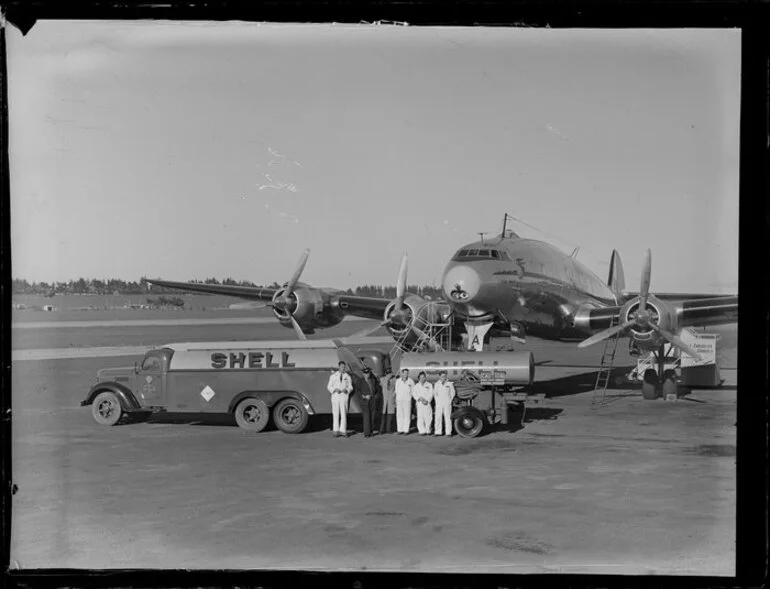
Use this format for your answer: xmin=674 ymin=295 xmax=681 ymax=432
xmin=379 ymin=369 xmax=396 ymax=434
xmin=360 ymin=365 xmax=380 ymax=437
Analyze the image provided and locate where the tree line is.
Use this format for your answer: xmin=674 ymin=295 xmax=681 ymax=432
xmin=12 ymin=278 xmax=444 ymax=300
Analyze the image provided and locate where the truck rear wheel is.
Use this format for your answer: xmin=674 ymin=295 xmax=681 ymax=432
xmin=454 ymin=412 xmax=485 ymax=438
xmin=92 ymin=391 xmax=123 ymax=426
xmin=234 ymin=397 xmax=270 ymax=432
xmin=273 ymin=398 xmax=309 ymax=434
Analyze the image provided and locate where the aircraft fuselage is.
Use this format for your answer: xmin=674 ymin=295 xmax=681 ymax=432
xmin=441 ymin=236 xmax=617 ymax=340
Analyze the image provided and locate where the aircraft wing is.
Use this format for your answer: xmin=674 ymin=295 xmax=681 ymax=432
xmin=145 ymin=279 xmax=393 ymax=320
xmin=586 ymin=295 xmax=738 ymax=330
xmin=674 ymin=295 xmax=739 ymax=327
xmin=145 ymin=279 xmax=278 ymax=302
xmin=622 ymin=292 xmax=736 ymax=302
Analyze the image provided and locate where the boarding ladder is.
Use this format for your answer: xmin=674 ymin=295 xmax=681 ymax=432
xmin=591 ymin=316 xmax=621 ymax=406
xmin=390 ymin=303 xmax=453 ymax=356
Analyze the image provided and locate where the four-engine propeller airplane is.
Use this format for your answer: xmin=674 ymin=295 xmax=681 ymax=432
xmin=147 ymin=214 xmax=737 ymax=364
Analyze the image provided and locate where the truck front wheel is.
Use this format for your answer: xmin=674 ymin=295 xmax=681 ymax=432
xmin=234 ymin=397 xmax=270 ymax=432
xmin=92 ymin=391 xmax=123 ymax=426
xmin=273 ymin=398 xmax=309 ymax=434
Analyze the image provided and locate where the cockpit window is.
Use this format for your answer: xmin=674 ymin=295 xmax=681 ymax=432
xmin=451 ymin=248 xmax=508 ymax=261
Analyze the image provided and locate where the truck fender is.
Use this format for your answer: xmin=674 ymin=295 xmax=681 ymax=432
xmin=81 ymin=382 xmax=143 ymax=413
xmin=450 ymin=405 xmax=487 ymax=423
xmin=227 ymin=391 xmax=316 ymax=415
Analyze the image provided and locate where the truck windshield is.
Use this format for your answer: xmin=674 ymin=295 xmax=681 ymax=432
xmin=141 ymin=356 xmax=162 ymax=371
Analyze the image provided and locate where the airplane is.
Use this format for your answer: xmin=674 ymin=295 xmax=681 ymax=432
xmin=147 ymin=214 xmax=738 ymax=369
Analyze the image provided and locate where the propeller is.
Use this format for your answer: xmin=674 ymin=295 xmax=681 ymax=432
xmin=577 ymin=249 xmax=702 ymax=361
xmin=258 ymin=249 xmax=310 ymax=341
xmin=345 ymin=254 xmax=443 ymax=350
xmin=272 ymin=248 xmax=310 ymax=312
xmin=347 ymin=254 xmax=410 ymax=340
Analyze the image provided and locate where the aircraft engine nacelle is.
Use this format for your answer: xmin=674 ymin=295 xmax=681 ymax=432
xmin=272 ymin=283 xmax=344 ymax=333
xmin=620 ymin=294 xmax=677 ymax=352
xmin=382 ymin=294 xmax=452 ymax=342
xmin=382 ymin=293 xmax=424 ymax=338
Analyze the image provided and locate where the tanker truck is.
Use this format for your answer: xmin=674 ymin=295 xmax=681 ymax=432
xmin=394 ymin=350 xmax=538 ymax=438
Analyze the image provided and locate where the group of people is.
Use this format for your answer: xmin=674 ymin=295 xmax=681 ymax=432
xmin=326 ymin=361 xmax=457 ymax=438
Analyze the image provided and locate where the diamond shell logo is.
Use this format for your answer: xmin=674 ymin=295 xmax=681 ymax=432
xmin=145 ymin=375 xmax=153 ymax=384
xmin=200 ymin=385 xmax=216 ymax=402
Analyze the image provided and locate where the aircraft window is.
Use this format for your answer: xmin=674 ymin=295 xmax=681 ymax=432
xmin=467 ymin=249 xmax=479 ymax=256
xmin=141 ymin=356 xmax=162 ymax=371
xmin=478 ymin=249 xmax=490 ymax=256
xmin=458 ymin=250 xmax=470 ymax=256
xmin=490 ymin=250 xmax=500 ymax=259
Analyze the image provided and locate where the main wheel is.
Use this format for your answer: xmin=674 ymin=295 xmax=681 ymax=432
xmin=92 ymin=391 xmax=123 ymax=426
xmin=641 ymin=368 xmax=659 ymax=400
xmin=234 ymin=397 xmax=270 ymax=432
xmin=661 ymin=369 xmax=678 ymax=397
xmin=273 ymin=398 xmax=309 ymax=434
xmin=454 ymin=412 xmax=485 ymax=438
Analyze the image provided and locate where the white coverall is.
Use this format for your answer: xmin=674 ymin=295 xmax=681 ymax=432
xmin=394 ymin=377 xmax=415 ymax=433
xmin=412 ymin=381 xmax=434 ymax=435
xmin=433 ymin=379 xmax=456 ymax=435
xmin=327 ymin=370 xmax=353 ymax=434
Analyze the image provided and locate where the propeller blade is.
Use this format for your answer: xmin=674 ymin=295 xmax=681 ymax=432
xmin=577 ymin=319 xmax=635 ymax=349
xmin=649 ymin=324 xmax=703 ymax=362
xmin=288 ymin=315 xmax=307 ymax=341
xmin=335 ymin=345 xmax=366 ymax=377
xmin=285 ymin=248 xmax=310 ymax=295
xmin=639 ymin=248 xmax=651 ymax=313
xmin=394 ymin=253 xmax=408 ymax=311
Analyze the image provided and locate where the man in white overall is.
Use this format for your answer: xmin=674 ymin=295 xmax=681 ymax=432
xmin=394 ymin=368 xmax=415 ymax=435
xmin=412 ymin=371 xmax=434 ymax=435
xmin=327 ymin=361 xmax=353 ymax=437
xmin=433 ymin=370 xmax=456 ymax=436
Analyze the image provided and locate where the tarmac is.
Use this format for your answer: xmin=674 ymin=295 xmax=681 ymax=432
xmin=9 ymin=317 xmax=737 ymax=575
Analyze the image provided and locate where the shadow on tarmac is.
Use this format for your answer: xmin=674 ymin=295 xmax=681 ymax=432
xmin=484 ymin=406 xmax=564 ymax=436
xmin=530 ymin=366 xmax=636 ymax=399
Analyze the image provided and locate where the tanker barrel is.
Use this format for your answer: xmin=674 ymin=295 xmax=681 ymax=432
xmin=397 ymin=351 xmax=534 ymax=386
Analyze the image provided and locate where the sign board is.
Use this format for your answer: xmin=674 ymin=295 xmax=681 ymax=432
xmin=678 ymin=329 xmax=718 ymax=367
xmin=478 ymin=369 xmax=506 ymax=386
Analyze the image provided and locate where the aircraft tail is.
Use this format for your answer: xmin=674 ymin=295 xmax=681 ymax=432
xmin=607 ymin=249 xmax=625 ymax=299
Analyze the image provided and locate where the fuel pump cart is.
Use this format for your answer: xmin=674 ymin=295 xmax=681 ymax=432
xmin=397 ymin=350 xmax=537 ymax=438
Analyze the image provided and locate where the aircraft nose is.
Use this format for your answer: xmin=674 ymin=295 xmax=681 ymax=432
xmin=443 ymin=265 xmax=481 ymax=303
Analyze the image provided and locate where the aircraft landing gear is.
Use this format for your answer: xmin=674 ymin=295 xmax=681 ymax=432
xmin=642 ymin=344 xmax=679 ymax=400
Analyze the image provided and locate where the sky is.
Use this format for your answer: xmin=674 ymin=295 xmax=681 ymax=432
xmin=8 ymin=22 xmax=740 ymax=293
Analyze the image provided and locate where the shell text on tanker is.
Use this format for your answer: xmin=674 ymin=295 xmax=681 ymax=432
xmin=210 ymin=351 xmax=296 ymax=369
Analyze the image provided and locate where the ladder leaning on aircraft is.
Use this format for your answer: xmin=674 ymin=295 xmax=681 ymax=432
xmin=146 ymin=215 xmax=738 ymax=385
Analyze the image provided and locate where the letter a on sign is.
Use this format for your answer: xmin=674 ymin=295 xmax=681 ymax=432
xmin=471 ymin=335 xmax=481 ymax=351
